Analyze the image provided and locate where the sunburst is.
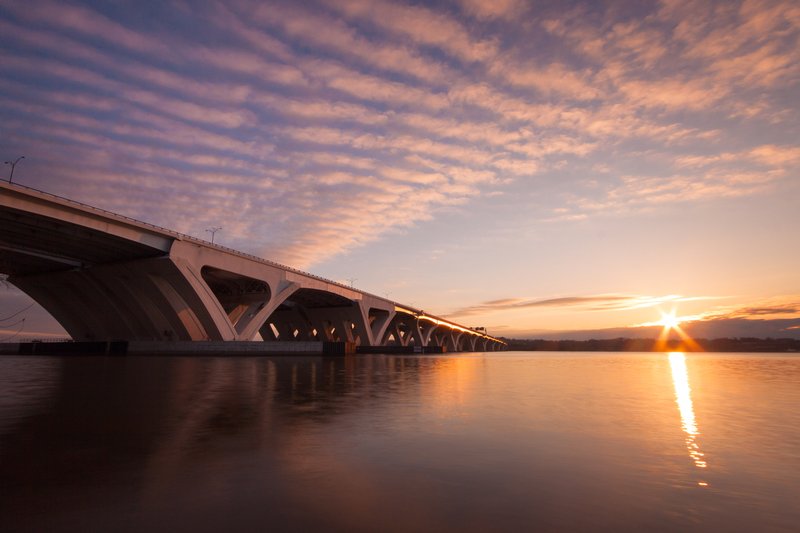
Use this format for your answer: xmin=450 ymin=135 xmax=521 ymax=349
xmin=656 ymin=309 xmax=700 ymax=351
xmin=660 ymin=310 xmax=681 ymax=330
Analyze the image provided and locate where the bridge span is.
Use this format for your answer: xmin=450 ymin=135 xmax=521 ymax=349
xmin=1 ymin=182 xmax=505 ymax=352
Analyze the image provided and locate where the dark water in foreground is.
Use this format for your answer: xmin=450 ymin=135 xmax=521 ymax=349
xmin=1 ymin=352 xmax=799 ymax=532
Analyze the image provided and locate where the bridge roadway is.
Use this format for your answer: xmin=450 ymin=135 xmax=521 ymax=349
xmin=1 ymin=182 xmax=505 ymax=351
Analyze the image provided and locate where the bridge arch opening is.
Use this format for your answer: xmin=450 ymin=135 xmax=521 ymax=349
xmin=259 ymin=288 xmax=365 ymax=344
xmin=200 ymin=266 xmax=271 ymax=333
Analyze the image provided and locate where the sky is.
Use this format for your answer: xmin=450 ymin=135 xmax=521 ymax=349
xmin=1 ymin=0 xmax=799 ymax=341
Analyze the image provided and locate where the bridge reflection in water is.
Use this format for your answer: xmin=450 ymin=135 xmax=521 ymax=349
xmin=0 ymin=354 xmax=486 ymax=532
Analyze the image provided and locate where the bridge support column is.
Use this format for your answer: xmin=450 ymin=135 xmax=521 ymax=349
xmin=390 ymin=322 xmax=410 ymax=346
xmin=467 ymin=336 xmax=478 ymax=352
xmin=447 ymin=330 xmax=464 ymax=352
xmin=409 ymin=319 xmax=439 ymax=348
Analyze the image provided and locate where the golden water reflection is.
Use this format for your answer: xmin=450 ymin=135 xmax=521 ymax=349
xmin=669 ymin=352 xmax=708 ymax=486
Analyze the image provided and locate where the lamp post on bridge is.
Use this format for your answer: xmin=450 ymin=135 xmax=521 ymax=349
xmin=4 ymin=156 xmax=24 ymax=183
xmin=206 ymin=226 xmax=222 ymax=244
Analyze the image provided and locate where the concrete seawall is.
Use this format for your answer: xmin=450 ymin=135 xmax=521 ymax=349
xmin=1 ymin=340 xmax=356 ymax=356
xmin=128 ymin=340 xmax=338 ymax=355
xmin=1 ymin=341 xmax=451 ymax=356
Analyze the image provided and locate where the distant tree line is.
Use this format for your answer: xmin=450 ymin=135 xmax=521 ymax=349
xmin=502 ymin=337 xmax=800 ymax=353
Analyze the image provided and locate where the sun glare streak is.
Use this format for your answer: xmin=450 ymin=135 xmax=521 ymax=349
xmin=660 ymin=311 xmax=680 ymax=329
xmin=655 ymin=308 xmax=701 ymax=351
xmin=669 ymin=352 xmax=709 ymax=487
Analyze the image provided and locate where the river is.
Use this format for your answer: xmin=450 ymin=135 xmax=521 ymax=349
xmin=1 ymin=352 xmax=799 ymax=532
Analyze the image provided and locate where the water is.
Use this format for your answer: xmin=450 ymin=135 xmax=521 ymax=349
xmin=1 ymin=352 xmax=799 ymax=532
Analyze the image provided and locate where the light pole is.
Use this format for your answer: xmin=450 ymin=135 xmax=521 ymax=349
xmin=206 ymin=226 xmax=222 ymax=244
xmin=346 ymin=278 xmax=357 ymax=288
xmin=4 ymin=156 xmax=24 ymax=183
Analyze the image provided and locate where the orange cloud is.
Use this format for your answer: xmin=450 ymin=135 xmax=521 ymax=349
xmin=446 ymin=294 xmax=719 ymax=318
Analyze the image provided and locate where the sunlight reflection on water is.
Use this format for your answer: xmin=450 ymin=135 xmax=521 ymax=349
xmin=669 ymin=352 xmax=708 ymax=483
xmin=1 ymin=352 xmax=799 ymax=532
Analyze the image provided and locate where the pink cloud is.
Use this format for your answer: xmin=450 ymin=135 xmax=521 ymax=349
xmin=458 ymin=0 xmax=526 ymax=20
xmin=315 ymin=63 xmax=448 ymax=110
xmin=616 ymin=77 xmax=727 ymax=110
xmin=748 ymin=145 xmax=800 ymax=166
xmin=576 ymin=169 xmax=781 ymax=216
xmin=328 ymin=0 xmax=499 ymax=63
xmin=490 ymin=60 xmax=600 ymax=100
xmin=2 ymin=0 xmax=797 ymax=274
xmin=245 ymin=2 xmax=450 ymax=84
xmin=189 ymin=46 xmax=308 ymax=87
xmin=2 ymin=0 xmax=171 ymax=57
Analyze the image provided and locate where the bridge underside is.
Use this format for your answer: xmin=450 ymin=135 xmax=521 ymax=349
xmin=1 ymin=205 xmax=166 ymax=275
xmin=1 ymin=185 xmax=505 ymax=351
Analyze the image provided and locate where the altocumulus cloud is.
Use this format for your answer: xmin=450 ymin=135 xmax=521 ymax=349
xmin=0 ymin=0 xmax=798 ymax=270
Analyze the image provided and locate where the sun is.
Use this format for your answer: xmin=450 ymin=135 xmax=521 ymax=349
xmin=656 ymin=309 xmax=701 ymax=351
xmin=660 ymin=311 xmax=681 ymax=330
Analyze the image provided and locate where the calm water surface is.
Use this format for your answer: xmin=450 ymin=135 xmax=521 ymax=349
xmin=1 ymin=351 xmax=799 ymax=532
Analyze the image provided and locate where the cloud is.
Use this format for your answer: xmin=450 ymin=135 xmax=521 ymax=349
xmin=681 ymin=318 xmax=800 ymax=339
xmin=497 ymin=295 xmax=800 ymax=340
xmin=489 ymin=59 xmax=600 ymax=100
xmin=509 ymin=317 xmax=800 ymax=341
xmin=241 ymin=1 xmax=450 ymax=84
xmin=5 ymin=0 xmax=172 ymax=57
xmin=543 ymin=0 xmax=800 ymax=119
xmin=0 ymin=0 xmax=797 ymax=273
xmin=549 ymin=151 xmax=790 ymax=221
xmin=699 ymin=296 xmax=800 ymax=321
xmin=616 ymin=77 xmax=726 ymax=111
xmin=328 ymin=0 xmax=500 ymax=62
xmin=458 ymin=0 xmax=526 ymax=21
xmin=446 ymin=294 xmax=716 ymax=318
xmin=748 ymin=145 xmax=800 ymax=166
xmin=733 ymin=306 xmax=799 ymax=316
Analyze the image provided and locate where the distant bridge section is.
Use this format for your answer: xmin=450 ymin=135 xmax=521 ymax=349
xmin=1 ymin=182 xmax=505 ymax=351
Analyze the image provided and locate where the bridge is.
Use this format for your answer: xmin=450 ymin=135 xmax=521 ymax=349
xmin=1 ymin=182 xmax=505 ymax=352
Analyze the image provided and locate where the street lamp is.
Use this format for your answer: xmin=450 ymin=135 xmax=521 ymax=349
xmin=206 ymin=226 xmax=222 ymax=244
xmin=4 ymin=156 xmax=24 ymax=183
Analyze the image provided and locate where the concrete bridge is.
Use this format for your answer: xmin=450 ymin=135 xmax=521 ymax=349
xmin=1 ymin=182 xmax=505 ymax=352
